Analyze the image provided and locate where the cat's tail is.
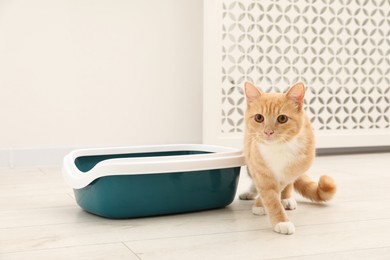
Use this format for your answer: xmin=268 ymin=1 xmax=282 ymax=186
xmin=294 ymin=174 xmax=336 ymax=202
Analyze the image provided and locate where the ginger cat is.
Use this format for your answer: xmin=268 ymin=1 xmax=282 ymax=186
xmin=241 ymin=82 xmax=336 ymax=235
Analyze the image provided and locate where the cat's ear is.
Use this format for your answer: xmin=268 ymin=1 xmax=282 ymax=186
xmin=286 ymin=82 xmax=305 ymax=109
xmin=244 ymin=82 xmax=262 ymax=104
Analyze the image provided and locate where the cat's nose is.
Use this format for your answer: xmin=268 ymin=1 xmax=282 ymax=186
xmin=264 ymin=129 xmax=275 ymax=137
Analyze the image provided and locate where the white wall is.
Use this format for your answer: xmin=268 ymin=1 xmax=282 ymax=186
xmin=0 ymin=0 xmax=203 ymax=165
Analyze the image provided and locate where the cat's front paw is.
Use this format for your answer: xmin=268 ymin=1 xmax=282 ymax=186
xmin=239 ymin=191 xmax=257 ymax=200
xmin=281 ymin=198 xmax=297 ymax=210
xmin=273 ymin=221 xmax=295 ymax=235
xmin=252 ymin=206 xmax=267 ymax=215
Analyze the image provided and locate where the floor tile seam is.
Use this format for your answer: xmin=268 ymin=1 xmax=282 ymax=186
xmin=0 ymin=241 xmax=126 ymax=255
xmin=293 ymin=198 xmax=377 ymax=204
xmin=122 ymin=216 xmax=390 ymax=244
xmin=0 ymin=205 xmax=77 ymax=214
xmin=122 ymin=227 xmax=269 ymax=244
xmin=0 ymin=204 xmax=76 ymax=212
xmin=263 ymin=245 xmax=390 ymax=260
xmin=2 ymin=203 xmax=389 ymax=231
xmin=0 ymin=218 xmax=105 ymax=230
xmin=0 ymin=193 xmax=74 ymax=200
xmin=290 ymin=216 xmax=390 ymax=229
xmin=3 ymin=215 xmax=388 ymax=232
xmin=37 ymin=167 xmax=63 ymax=175
xmin=121 ymin=241 xmax=143 ymax=260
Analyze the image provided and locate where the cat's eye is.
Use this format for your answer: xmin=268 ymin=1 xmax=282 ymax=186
xmin=277 ymin=115 xmax=288 ymax=124
xmin=254 ymin=114 xmax=264 ymax=123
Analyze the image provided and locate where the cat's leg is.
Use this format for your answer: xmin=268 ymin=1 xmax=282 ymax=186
xmin=239 ymin=182 xmax=258 ymax=200
xmin=252 ymin=195 xmax=266 ymax=215
xmin=281 ymin=183 xmax=297 ymax=210
xmin=239 ymin=167 xmax=258 ymax=200
xmin=254 ymin=177 xmax=295 ymax=235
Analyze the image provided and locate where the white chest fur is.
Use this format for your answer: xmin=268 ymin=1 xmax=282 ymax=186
xmin=257 ymin=137 xmax=302 ymax=181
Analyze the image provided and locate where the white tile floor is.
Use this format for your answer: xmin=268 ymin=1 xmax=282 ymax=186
xmin=1 ymin=152 xmax=390 ymax=259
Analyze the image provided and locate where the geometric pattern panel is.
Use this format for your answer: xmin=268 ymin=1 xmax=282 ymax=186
xmin=221 ymin=0 xmax=390 ymax=133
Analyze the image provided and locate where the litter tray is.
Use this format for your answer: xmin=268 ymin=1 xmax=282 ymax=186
xmin=62 ymin=144 xmax=245 ymax=219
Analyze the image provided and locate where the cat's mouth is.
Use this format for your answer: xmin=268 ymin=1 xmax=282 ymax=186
xmin=262 ymin=134 xmax=278 ymax=143
xmin=261 ymin=133 xmax=287 ymax=144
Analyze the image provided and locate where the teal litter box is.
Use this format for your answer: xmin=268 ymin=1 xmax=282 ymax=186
xmin=62 ymin=144 xmax=245 ymax=219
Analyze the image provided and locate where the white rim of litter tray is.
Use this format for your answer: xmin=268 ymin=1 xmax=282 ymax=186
xmin=62 ymin=144 xmax=246 ymax=189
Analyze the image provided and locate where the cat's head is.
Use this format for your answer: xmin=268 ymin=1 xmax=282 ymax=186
xmin=244 ymin=82 xmax=306 ymax=144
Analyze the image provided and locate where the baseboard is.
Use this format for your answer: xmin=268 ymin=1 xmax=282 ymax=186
xmin=316 ymin=146 xmax=390 ymax=156
xmin=0 ymin=147 xmax=78 ymax=168
xmin=2 ymin=144 xmax=389 ymax=168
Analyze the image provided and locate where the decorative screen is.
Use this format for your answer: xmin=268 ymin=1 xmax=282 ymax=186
xmin=221 ymin=0 xmax=390 ymax=134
